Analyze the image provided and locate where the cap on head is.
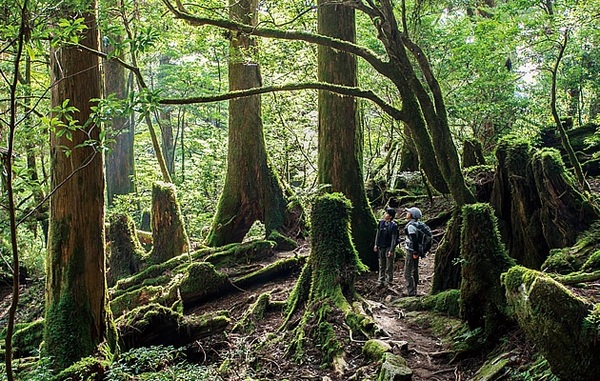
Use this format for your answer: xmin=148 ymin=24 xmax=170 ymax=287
xmin=404 ymin=207 xmax=422 ymax=219
xmin=385 ymin=207 xmax=396 ymax=219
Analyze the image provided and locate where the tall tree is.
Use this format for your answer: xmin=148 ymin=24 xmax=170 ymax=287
xmin=43 ymin=0 xmax=115 ymax=370
xmin=102 ymin=0 xmax=135 ymax=205
xmin=206 ymin=0 xmax=302 ymax=246
xmin=317 ymin=0 xmax=376 ymax=268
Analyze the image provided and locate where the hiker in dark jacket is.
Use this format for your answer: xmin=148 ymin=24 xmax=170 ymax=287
xmin=403 ymin=207 xmax=422 ymax=296
xmin=373 ymin=207 xmax=398 ymax=288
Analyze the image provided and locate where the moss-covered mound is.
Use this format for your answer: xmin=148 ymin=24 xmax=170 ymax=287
xmin=503 ymin=266 xmax=600 ymax=381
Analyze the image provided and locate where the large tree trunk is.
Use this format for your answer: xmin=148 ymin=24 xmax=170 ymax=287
xmin=44 ymin=1 xmax=116 ymax=370
xmin=103 ymin=10 xmax=135 ymax=206
xmin=317 ymin=0 xmax=377 ymax=269
xmin=206 ymin=0 xmax=303 ymax=247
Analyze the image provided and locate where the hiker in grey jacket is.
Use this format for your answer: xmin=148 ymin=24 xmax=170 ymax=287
xmin=373 ymin=207 xmax=398 ymax=288
xmin=403 ymin=207 xmax=422 ymax=296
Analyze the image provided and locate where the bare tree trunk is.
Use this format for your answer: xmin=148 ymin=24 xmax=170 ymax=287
xmin=44 ymin=0 xmax=116 ymax=370
xmin=103 ymin=9 xmax=135 ymax=205
xmin=317 ymin=0 xmax=377 ymax=268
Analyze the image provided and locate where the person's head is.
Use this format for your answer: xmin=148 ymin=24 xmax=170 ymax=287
xmin=384 ymin=207 xmax=396 ymax=221
xmin=404 ymin=207 xmax=422 ymax=220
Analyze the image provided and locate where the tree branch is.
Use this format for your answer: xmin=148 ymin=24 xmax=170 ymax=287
xmin=160 ymin=82 xmax=407 ymax=122
xmin=160 ymin=0 xmax=393 ymax=78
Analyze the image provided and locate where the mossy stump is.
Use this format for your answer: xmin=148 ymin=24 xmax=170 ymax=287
xmin=491 ymin=138 xmax=599 ymax=268
xmin=284 ymin=193 xmax=373 ymax=369
xmin=432 ymin=210 xmax=463 ymax=293
xmin=459 ymin=203 xmax=515 ymax=342
xmin=107 ymin=213 xmax=144 ymax=287
xmin=148 ymin=181 xmax=189 ymax=265
xmin=503 ymin=266 xmax=600 ymax=381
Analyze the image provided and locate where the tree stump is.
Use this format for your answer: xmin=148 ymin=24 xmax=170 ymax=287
xmin=148 ymin=181 xmax=189 ymax=264
xmin=284 ymin=193 xmax=376 ymax=370
xmin=459 ymin=203 xmax=515 ymax=343
xmin=107 ymin=213 xmax=144 ymax=287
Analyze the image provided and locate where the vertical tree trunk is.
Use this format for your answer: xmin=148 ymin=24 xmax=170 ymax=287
xmin=317 ymin=0 xmax=377 ymax=268
xmin=206 ymin=0 xmax=303 ymax=247
xmin=103 ymin=6 xmax=135 ymax=205
xmin=44 ymin=1 xmax=115 ymax=371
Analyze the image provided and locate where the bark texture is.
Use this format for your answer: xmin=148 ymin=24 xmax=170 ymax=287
xmin=148 ymin=181 xmax=189 ymax=264
xmin=107 ymin=213 xmax=144 ymax=287
xmin=44 ymin=1 xmax=115 ymax=370
xmin=103 ymin=10 xmax=134 ymax=206
xmin=317 ymin=0 xmax=377 ymax=269
xmin=491 ymin=139 xmax=598 ymax=268
xmin=206 ymin=0 xmax=303 ymax=247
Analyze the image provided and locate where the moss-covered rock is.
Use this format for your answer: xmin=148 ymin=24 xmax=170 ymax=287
xmin=54 ymin=356 xmax=108 ymax=381
xmin=503 ymin=266 xmax=600 ymax=380
xmin=377 ymin=352 xmax=412 ymax=381
xmin=176 ymin=262 xmax=229 ymax=307
xmin=116 ymin=303 xmax=230 ymax=350
xmin=363 ymin=339 xmax=392 ymax=362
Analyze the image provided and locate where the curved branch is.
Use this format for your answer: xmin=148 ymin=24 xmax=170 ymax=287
xmin=160 ymin=0 xmax=393 ymax=78
xmin=159 ymin=82 xmax=407 ymax=122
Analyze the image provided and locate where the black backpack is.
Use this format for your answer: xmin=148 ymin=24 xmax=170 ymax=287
xmin=407 ymin=221 xmax=433 ymax=257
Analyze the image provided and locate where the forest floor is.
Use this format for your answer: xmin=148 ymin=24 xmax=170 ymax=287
xmin=185 ymin=240 xmax=488 ymax=381
xmin=1 ymin=241 xmax=491 ymax=380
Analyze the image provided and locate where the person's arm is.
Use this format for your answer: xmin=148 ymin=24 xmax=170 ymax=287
xmin=374 ymin=221 xmax=380 ymax=252
xmin=388 ymin=224 xmax=398 ymax=256
xmin=407 ymin=223 xmax=419 ymax=257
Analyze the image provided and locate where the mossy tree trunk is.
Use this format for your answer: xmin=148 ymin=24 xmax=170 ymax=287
xmin=44 ymin=1 xmax=116 ymax=371
xmin=103 ymin=3 xmax=134 ymax=206
xmin=459 ymin=204 xmax=515 ymax=343
xmin=317 ymin=0 xmax=377 ymax=269
xmin=366 ymin=1 xmax=475 ymax=205
xmin=206 ymin=0 xmax=303 ymax=247
xmin=148 ymin=181 xmax=189 ymax=264
xmin=284 ymin=193 xmax=375 ymax=370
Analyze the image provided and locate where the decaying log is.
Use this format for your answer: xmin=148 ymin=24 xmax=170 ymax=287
xmin=116 ymin=303 xmax=230 ymax=350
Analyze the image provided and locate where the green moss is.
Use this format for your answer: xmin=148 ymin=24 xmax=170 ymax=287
xmin=503 ymin=266 xmax=600 ymax=380
xmin=267 ymin=230 xmax=298 ymax=251
xmin=394 ymin=289 xmax=460 ymax=317
xmin=316 ymin=320 xmax=342 ymax=365
xmin=54 ymin=356 xmax=108 ymax=381
xmin=0 ymin=320 xmax=44 ymax=358
xmin=43 ymin=292 xmax=96 ymax=371
xmin=110 ymin=285 xmax=165 ymax=318
xmin=177 ymin=262 xmax=227 ymax=303
xmin=582 ymin=249 xmax=600 ymax=272
xmin=363 ymin=339 xmax=391 ymax=362
xmin=232 ymin=292 xmax=271 ymax=334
